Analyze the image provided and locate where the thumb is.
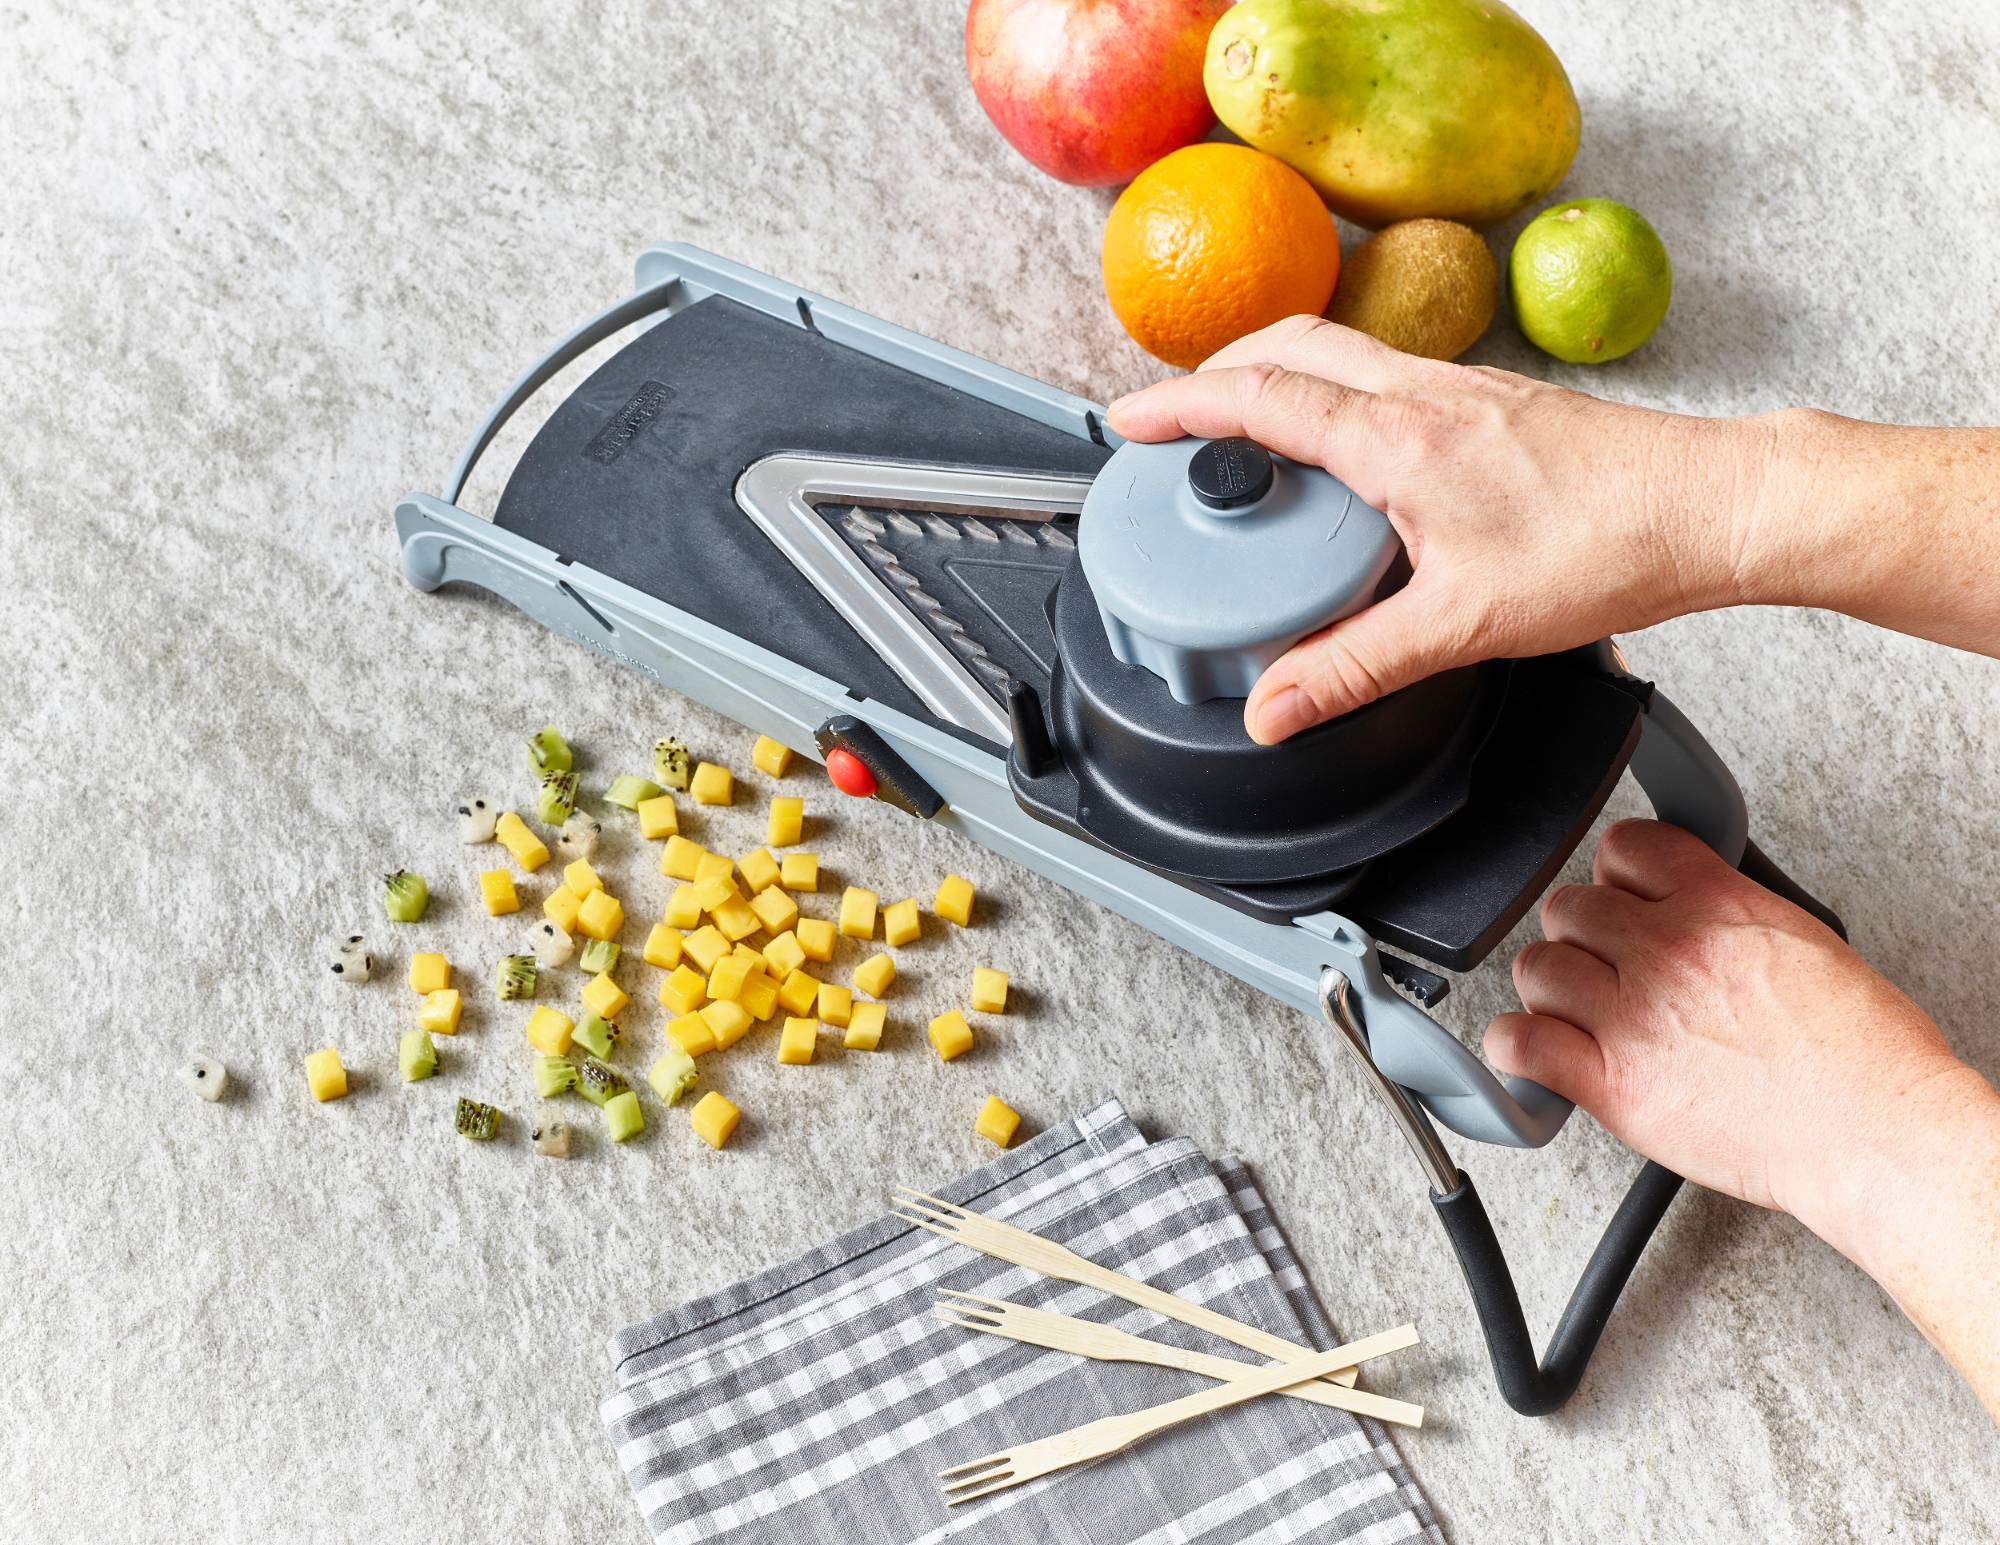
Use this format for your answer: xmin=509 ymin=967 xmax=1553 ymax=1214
xmin=1483 ymin=1013 xmax=1609 ymax=1112
xmin=1243 ymin=586 xmax=1467 ymax=743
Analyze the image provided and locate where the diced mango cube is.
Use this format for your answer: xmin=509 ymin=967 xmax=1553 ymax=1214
xmin=739 ymin=847 xmax=781 ymax=892
xmin=739 ymin=969 xmax=779 ymax=1021
xmin=844 ymin=1000 xmax=886 ymax=1052
xmin=661 ymin=964 xmax=708 ymax=1016
xmin=975 ymin=1095 xmax=1021 ymax=1148
xmin=695 ymin=851 xmax=736 ymax=885
xmin=752 ymin=735 xmax=794 ymax=777
xmin=479 ymin=869 xmax=520 ymax=916
xmin=417 ymin=988 xmax=463 ymax=1035
xmin=690 ymin=1091 xmax=739 ymax=1149
xmin=707 ymin=955 xmax=753 ymax=1003
xmin=563 ymin=858 xmax=603 ymax=898
xmin=636 ymin=794 xmax=679 ymax=840
xmin=749 ymin=886 xmax=799 ymax=935
xmin=581 ymin=971 xmax=630 ymax=1021
xmin=763 ymin=930 xmax=807 ymax=979
xmin=839 ymin=886 xmax=877 ymax=940
xmin=691 ymin=874 xmax=739 ymax=914
xmin=682 ymin=925 xmax=729 ymax=975
xmin=928 ymin=1009 xmax=973 ymax=1062
xmin=664 ymin=884 xmax=703 ymax=930
xmin=577 ymin=889 xmax=624 ymax=942
xmin=882 ymin=898 xmax=920 ymax=947
xmin=700 ymin=999 xmax=751 ymax=1050
xmin=305 ymin=1046 xmax=348 ymax=1102
xmin=495 ymin=810 xmax=549 ymax=872
xmin=796 ymin=917 xmax=836 ymax=962
xmin=780 ymin=852 xmax=818 ymax=891
xmin=543 ymin=885 xmax=583 ymax=935
xmin=767 ymin=795 xmax=804 ymax=847
xmin=777 ymin=1017 xmax=817 ymax=1064
xmin=816 ymin=982 xmax=853 ymax=1028
xmin=852 ymin=952 xmax=895 ymax=998
xmin=970 ymin=967 xmax=1009 ymax=1014
xmin=667 ymin=1011 xmax=716 ymax=1057
xmin=408 ymin=952 xmax=450 ymax=995
xmin=524 ymin=1005 xmax=574 ymax=1056
xmin=777 ymin=968 xmax=820 ymax=1017
xmin=712 ymin=898 xmax=760 ymax=942
xmin=691 ymin=761 xmax=733 ymax=806
xmin=643 ymin=924 xmax=684 ymax=970
xmin=661 ymin=835 xmax=706 ymax=881
xmin=934 ymin=874 xmax=975 ymax=928
xmin=732 ymin=942 xmax=768 ymax=969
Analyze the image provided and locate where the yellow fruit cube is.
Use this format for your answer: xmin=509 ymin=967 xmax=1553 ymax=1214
xmin=661 ymin=835 xmax=707 ymax=881
xmin=749 ymin=885 xmax=799 ymax=935
xmin=681 ymin=925 xmax=729 ymax=975
xmin=976 ymin=1095 xmax=1021 ymax=1148
xmin=664 ymin=884 xmax=703 ymax=930
xmin=934 ymin=874 xmax=975 ymax=928
xmin=524 ymin=1005 xmax=574 ymax=1056
xmin=763 ymin=930 xmax=807 ymax=979
xmin=852 ymin=952 xmax=895 ymax=998
xmin=844 ymin=1000 xmax=886 ymax=1052
xmin=690 ymin=1090 xmax=740 ymax=1149
xmin=636 ymin=793 xmax=679 ymax=840
xmin=780 ymin=852 xmax=818 ymax=891
xmin=928 ymin=1010 xmax=973 ymax=1062
xmin=581 ymin=971 xmax=630 ymax=1021
xmin=732 ymin=941 xmax=767 ymax=968
xmin=777 ymin=1017 xmax=817 ymax=1064
xmin=642 ymin=925 xmax=684 ymax=970
xmin=577 ymin=889 xmax=624 ymax=942
xmin=691 ymin=761 xmax=733 ymax=806
xmin=752 ymin=735 xmax=794 ymax=777
xmin=739 ymin=969 xmax=780 ymax=1022
xmin=563 ymin=858 xmax=603 ymax=898
xmin=692 ymin=873 xmax=740 ymax=914
xmin=882 ymin=898 xmax=920 ymax=947
xmin=495 ymin=811 xmax=550 ymax=872
xmin=700 ymin=999 xmax=752 ymax=1050
xmin=661 ymin=964 xmax=708 ymax=1016
xmin=543 ymin=885 xmax=582 ymax=934
xmin=796 ymin=917 xmax=836 ymax=963
xmin=713 ymin=898 xmax=760 ymax=942
xmin=479 ymin=869 xmax=520 ymax=916
xmin=707 ymin=955 xmax=753 ymax=1002
xmin=816 ymin=982 xmax=853 ymax=1028
xmin=767 ymin=795 xmax=804 ymax=847
xmin=696 ymin=851 xmax=736 ymax=883
xmin=839 ymin=886 xmax=877 ymax=940
xmin=971 ymin=967 xmax=1009 ymax=1014
xmin=668 ymin=1011 xmax=716 ymax=1057
xmin=739 ymin=847 xmax=781 ymax=892
xmin=305 ymin=1046 xmax=348 ymax=1102
xmin=408 ymin=952 xmax=451 ymax=995
xmin=777 ymin=969 xmax=820 ymax=1017
xmin=417 ymin=988 xmax=463 ymax=1035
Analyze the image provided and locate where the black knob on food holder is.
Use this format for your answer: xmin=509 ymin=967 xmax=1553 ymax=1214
xmin=1187 ymin=437 xmax=1274 ymax=510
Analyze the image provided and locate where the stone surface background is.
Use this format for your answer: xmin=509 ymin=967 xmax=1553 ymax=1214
xmin=5 ymin=0 xmax=1997 ymax=1539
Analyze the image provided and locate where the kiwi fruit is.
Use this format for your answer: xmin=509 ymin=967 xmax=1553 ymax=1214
xmin=653 ymin=739 xmax=692 ymax=791
xmin=496 ymin=954 xmax=537 ymax=1001
xmin=604 ymin=774 xmax=665 ymax=811
xmin=578 ymin=939 xmax=620 ymax=975
xmin=330 ymin=935 xmax=373 ymax=982
xmin=572 ymin=1014 xmax=619 ymax=1061
xmin=533 ymin=1055 xmax=579 ymax=1098
xmin=531 ymin=921 xmax=574 ymax=970
xmin=647 ymin=1049 xmax=698 ymax=1107
xmin=1325 ymin=219 xmax=1499 ymax=362
xmin=381 ymin=871 xmax=429 ymax=924
xmin=557 ymin=810 xmax=602 ymax=861
xmin=575 ymin=1055 xmax=627 ymax=1107
xmin=456 ymin=797 xmax=499 ymax=844
xmin=536 ymin=770 xmax=579 ymax=827
xmin=603 ymin=1089 xmax=645 ymax=1143
xmin=399 ymin=1028 xmax=438 ymax=1083
xmin=527 ymin=727 xmax=573 ymax=777
xmin=531 ymin=1119 xmax=573 ymax=1158
xmin=179 ymin=1056 xmax=228 ymax=1102
xmin=454 ymin=1097 xmax=501 ymax=1141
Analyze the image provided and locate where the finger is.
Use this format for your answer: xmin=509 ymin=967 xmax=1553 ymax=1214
xmin=1103 ymin=365 xmax=1388 ymax=482
xmin=1593 ymin=818 xmax=1731 ymax=900
xmin=1512 ymin=940 xmax=1619 ymax=1032
xmin=1244 ymin=584 xmax=1475 ymax=740
xmin=1483 ymin=1013 xmax=1609 ymax=1111
xmin=1195 ymin=315 xmax=1436 ymax=395
xmin=1538 ymin=881 xmax=1651 ymax=954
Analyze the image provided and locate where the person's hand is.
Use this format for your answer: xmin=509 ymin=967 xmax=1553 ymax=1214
xmin=1105 ymin=316 xmax=1778 ymax=744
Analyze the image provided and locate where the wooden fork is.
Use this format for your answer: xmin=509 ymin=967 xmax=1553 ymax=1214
xmin=890 ymin=1186 xmax=1359 ymax=1388
xmin=938 ymin=1324 xmax=1420 ymax=1506
xmin=933 ymin=1290 xmax=1423 ymax=1429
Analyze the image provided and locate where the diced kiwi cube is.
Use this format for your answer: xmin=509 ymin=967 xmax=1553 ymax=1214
xmin=572 ymin=1014 xmax=618 ymax=1061
xmin=496 ymin=954 xmax=537 ymax=1000
xmin=647 ymin=1049 xmax=698 ymax=1106
xmin=604 ymin=774 xmax=665 ymax=811
xmin=653 ymin=738 xmax=691 ymax=791
xmin=528 ymin=726 xmax=573 ymax=776
xmin=578 ymin=938 xmax=620 ymax=975
xmin=575 ymin=1055 xmax=627 ymax=1107
xmin=382 ymin=870 xmax=429 ymax=923
xmin=603 ymin=1089 xmax=645 ymax=1143
xmin=533 ymin=1055 xmax=579 ymax=1098
xmin=454 ymin=1098 xmax=501 ymax=1141
xmin=399 ymin=1028 xmax=438 ymax=1083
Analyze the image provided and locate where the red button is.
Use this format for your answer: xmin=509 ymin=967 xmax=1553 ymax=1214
xmin=826 ymin=747 xmax=877 ymax=799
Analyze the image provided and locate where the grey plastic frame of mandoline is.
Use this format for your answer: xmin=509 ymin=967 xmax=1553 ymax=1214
xmin=393 ymin=242 xmax=1750 ymax=1151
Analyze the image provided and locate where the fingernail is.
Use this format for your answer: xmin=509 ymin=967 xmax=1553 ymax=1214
xmin=1252 ymin=687 xmax=1315 ymax=743
xmin=1106 ymin=392 xmax=1136 ymax=415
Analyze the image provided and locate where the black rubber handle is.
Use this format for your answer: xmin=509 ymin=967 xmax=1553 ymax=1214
xmin=1431 ymin=1161 xmax=1685 ymax=1415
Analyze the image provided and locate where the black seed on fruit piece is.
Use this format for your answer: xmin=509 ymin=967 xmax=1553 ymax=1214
xmin=195 ymin=1068 xmax=206 ymax=1079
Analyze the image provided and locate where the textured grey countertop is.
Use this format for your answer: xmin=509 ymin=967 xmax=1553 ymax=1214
xmin=7 ymin=1 xmax=1998 ymax=1540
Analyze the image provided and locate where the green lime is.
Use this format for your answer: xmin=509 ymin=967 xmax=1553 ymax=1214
xmin=1509 ymin=198 xmax=1672 ymax=364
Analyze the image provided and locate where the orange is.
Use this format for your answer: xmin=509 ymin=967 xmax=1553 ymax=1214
xmin=1101 ymin=143 xmax=1340 ymax=369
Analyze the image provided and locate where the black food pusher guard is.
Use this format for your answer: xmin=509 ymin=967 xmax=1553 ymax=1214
xmin=394 ymin=245 xmax=1844 ymax=1414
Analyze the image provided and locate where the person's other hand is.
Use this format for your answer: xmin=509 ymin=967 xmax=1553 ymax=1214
xmin=1105 ymin=317 xmax=1777 ymax=744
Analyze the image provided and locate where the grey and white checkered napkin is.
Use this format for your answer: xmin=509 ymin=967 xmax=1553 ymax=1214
xmin=601 ymin=1100 xmax=1441 ymax=1544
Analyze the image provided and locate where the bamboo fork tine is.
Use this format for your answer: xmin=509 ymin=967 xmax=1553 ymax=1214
xmin=892 ymin=1185 xmax=969 ymax=1216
